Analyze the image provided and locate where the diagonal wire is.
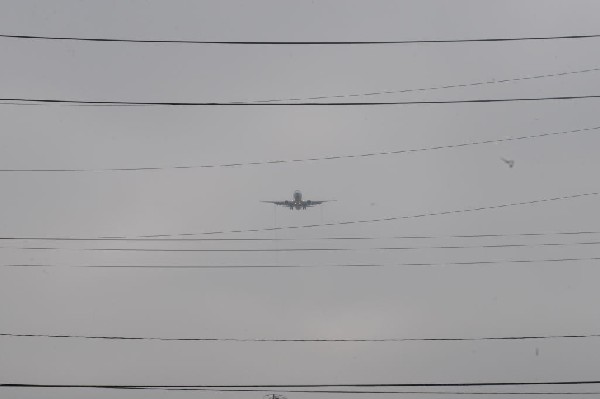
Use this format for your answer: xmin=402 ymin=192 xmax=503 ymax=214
xmin=0 ymin=192 xmax=594 ymax=239
xmin=0 ymin=125 xmax=597 ymax=173
xmin=134 ymin=191 xmax=600 ymax=237
xmin=249 ymin=67 xmax=600 ymax=103
xmin=1 ymin=229 xmax=600 ymax=242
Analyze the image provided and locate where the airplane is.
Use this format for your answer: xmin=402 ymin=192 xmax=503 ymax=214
xmin=261 ymin=190 xmax=333 ymax=210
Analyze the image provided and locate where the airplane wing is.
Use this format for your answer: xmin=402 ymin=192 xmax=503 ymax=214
xmin=261 ymin=201 xmax=289 ymax=206
xmin=305 ymin=200 xmax=335 ymax=207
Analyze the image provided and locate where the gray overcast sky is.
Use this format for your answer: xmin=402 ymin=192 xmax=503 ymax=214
xmin=1 ymin=1 xmax=600 ymax=398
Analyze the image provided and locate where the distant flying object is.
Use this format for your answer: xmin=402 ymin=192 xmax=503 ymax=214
xmin=501 ymin=157 xmax=515 ymax=168
xmin=262 ymin=190 xmax=333 ymax=210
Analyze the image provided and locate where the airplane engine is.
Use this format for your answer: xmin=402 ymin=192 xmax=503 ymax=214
xmin=306 ymin=200 xmax=312 ymax=206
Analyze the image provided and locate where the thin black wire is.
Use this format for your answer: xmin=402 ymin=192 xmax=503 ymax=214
xmin=2 ymin=94 xmax=600 ymax=107
xmin=0 ymin=125 xmax=596 ymax=173
xmin=0 ymin=67 xmax=597 ymax=108
xmin=112 ymin=387 xmax=600 ymax=395
xmin=2 ymin=32 xmax=600 ymax=45
xmin=4 ymin=256 xmax=600 ymax=270
xmin=1 ymin=229 xmax=600 ymax=242
xmin=102 ymin=191 xmax=600 ymax=237
xmin=0 ymin=247 xmax=344 ymax=252
xmin=247 ymin=67 xmax=600 ymax=103
xmin=4 ymin=240 xmax=600 ymax=253
xmin=2 ymin=330 xmax=600 ymax=343
xmin=5 ymin=380 xmax=600 ymax=389
xmin=0 ymin=192 xmax=594 ymax=239
xmin=3 ymin=386 xmax=600 ymax=395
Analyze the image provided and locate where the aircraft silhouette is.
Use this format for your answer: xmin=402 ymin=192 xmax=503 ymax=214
xmin=262 ymin=190 xmax=333 ymax=210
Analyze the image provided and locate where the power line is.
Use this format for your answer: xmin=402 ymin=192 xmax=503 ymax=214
xmin=4 ymin=240 xmax=600 ymax=253
xmin=0 ymin=125 xmax=597 ymax=173
xmin=2 ymin=94 xmax=600 ymax=107
xmin=2 ymin=32 xmax=600 ymax=45
xmin=97 ymin=387 xmax=600 ymax=395
xmin=4 ymin=380 xmax=600 ymax=389
xmin=235 ymin=67 xmax=600 ymax=103
xmin=114 ymin=191 xmax=600 ymax=237
xmin=0 ymin=192 xmax=594 ymax=239
xmin=1 ymin=229 xmax=600 ymax=242
xmin=2 ymin=330 xmax=600 ymax=343
xmin=0 ymin=67 xmax=597 ymax=108
xmin=3 ymin=386 xmax=600 ymax=395
xmin=4 ymin=256 xmax=600 ymax=270
xmin=5 ymin=67 xmax=594 ymax=106
xmin=0 ymin=65 xmax=595 ymax=112
xmin=402 ymin=230 xmax=600 ymax=240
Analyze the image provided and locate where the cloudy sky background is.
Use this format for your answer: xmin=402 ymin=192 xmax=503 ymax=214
xmin=1 ymin=1 xmax=600 ymax=398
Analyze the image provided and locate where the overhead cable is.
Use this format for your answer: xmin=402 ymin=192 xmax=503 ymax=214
xmin=0 ymin=125 xmax=597 ymax=173
xmin=2 ymin=94 xmax=600 ymax=107
xmin=110 ymin=191 xmax=600 ymax=237
xmin=0 ymin=191 xmax=594 ymax=239
xmin=1 ymin=67 xmax=598 ymax=108
xmin=95 ymin=387 xmax=600 ymax=395
xmin=2 ymin=330 xmax=600 ymax=343
xmin=2 ymin=32 xmax=600 ymax=45
xmin=5 ymin=379 xmax=600 ymax=389
xmin=3 ymin=385 xmax=600 ymax=395
xmin=5 ymin=240 xmax=600 ymax=253
xmin=247 ymin=67 xmax=600 ymax=103
xmin=5 ymin=256 xmax=600 ymax=270
xmin=1 ymin=229 xmax=600 ymax=242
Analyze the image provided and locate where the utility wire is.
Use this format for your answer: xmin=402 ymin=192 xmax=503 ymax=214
xmin=1 ymin=229 xmax=600 ymax=242
xmin=0 ymin=125 xmax=596 ymax=173
xmin=2 ymin=94 xmax=600 ymax=107
xmin=3 ymin=385 xmax=600 ymax=395
xmin=4 ymin=240 xmax=600 ymax=253
xmin=246 ymin=67 xmax=600 ymax=103
xmin=1 ymin=67 xmax=598 ymax=108
xmin=2 ymin=330 xmax=600 ymax=343
xmin=5 ymin=380 xmax=600 ymax=389
xmin=0 ymin=192 xmax=594 ymax=239
xmin=104 ymin=191 xmax=600 ymax=237
xmin=4 ymin=256 xmax=600 ymax=270
xmin=2 ymin=32 xmax=600 ymax=45
xmin=101 ymin=387 xmax=600 ymax=395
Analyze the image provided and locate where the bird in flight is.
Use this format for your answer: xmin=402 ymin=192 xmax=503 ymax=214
xmin=262 ymin=190 xmax=333 ymax=210
xmin=501 ymin=157 xmax=515 ymax=168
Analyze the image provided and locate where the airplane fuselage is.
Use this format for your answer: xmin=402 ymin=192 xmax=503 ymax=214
xmin=289 ymin=190 xmax=305 ymax=210
xmin=263 ymin=190 xmax=327 ymax=210
xmin=282 ymin=190 xmax=312 ymax=210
